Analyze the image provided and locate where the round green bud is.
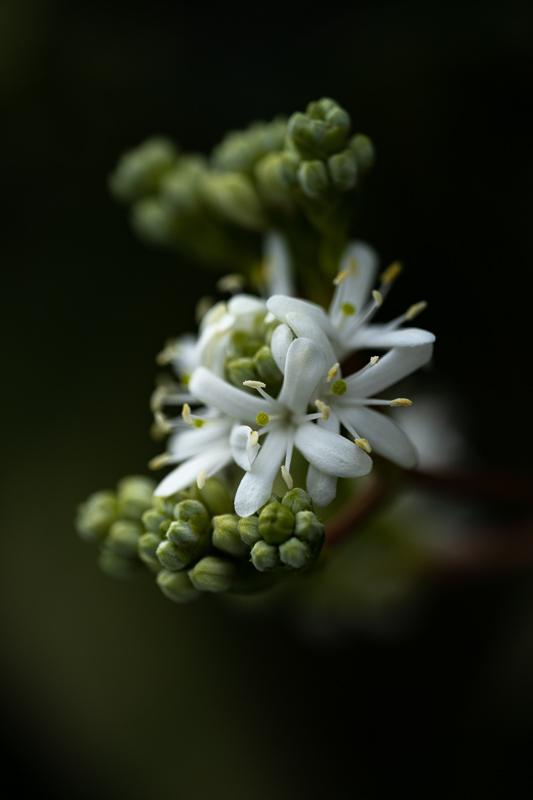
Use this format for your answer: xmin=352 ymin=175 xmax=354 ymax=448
xmin=76 ymin=490 xmax=117 ymax=545
xmin=250 ymin=540 xmax=279 ymax=572
xmin=132 ymin=197 xmax=173 ymax=245
xmin=297 ymin=160 xmax=329 ymax=199
xmin=156 ymin=540 xmax=187 ymax=572
xmin=105 ymin=520 xmax=143 ymax=559
xmin=109 ymin=137 xmax=178 ymax=202
xmin=200 ymin=172 xmax=268 ymax=232
xmin=281 ymin=488 xmax=313 ymax=515
xmin=142 ymin=508 xmax=169 ymax=535
xmin=294 ymin=511 xmax=324 ymax=543
xmin=98 ymin=550 xmax=143 ymax=580
xmin=258 ymin=501 xmax=294 ymax=544
xmin=116 ymin=475 xmax=155 ymax=520
xmin=188 ymin=556 xmax=236 ymax=593
xmin=157 ymin=569 xmax=200 ymax=603
xmin=279 ymin=537 xmax=310 ymax=570
xmin=189 ymin=478 xmax=233 ymax=517
xmin=328 ymin=149 xmax=358 ymax=191
xmin=212 ymin=515 xmax=249 ymax=557
xmin=254 ymin=151 xmax=300 ymax=206
xmin=238 ymin=516 xmax=261 ymax=547
xmin=350 ymin=134 xmax=375 ymax=173
xmin=167 ymin=520 xmax=198 ymax=546
xmin=253 ymin=346 xmax=283 ymax=386
xmin=226 ymin=357 xmax=257 ymax=387
xmin=173 ymin=499 xmax=209 ymax=538
xmin=138 ymin=532 xmax=163 ymax=573
xmin=211 ymin=117 xmax=287 ymax=174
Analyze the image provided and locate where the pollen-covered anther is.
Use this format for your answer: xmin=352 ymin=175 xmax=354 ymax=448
xmin=370 ymin=356 xmax=379 ymax=366
xmin=372 ymin=289 xmax=383 ymax=307
xmin=354 ymin=438 xmax=372 ymax=453
xmin=333 ymin=268 xmax=352 ymax=286
xmin=380 ymin=261 xmax=403 ymax=285
xmin=327 ymin=362 xmax=340 ymax=382
xmin=196 ymin=471 xmax=207 ymax=490
xmin=256 ymin=412 xmax=270 ymax=426
xmin=389 ymin=397 xmax=412 ymax=407
xmin=405 ymin=301 xmax=428 ymax=321
xmin=281 ymin=465 xmax=294 ymax=490
xmin=150 ymin=384 xmax=171 ymax=413
xmin=250 ymin=430 xmax=259 ymax=447
xmin=154 ymin=410 xmax=172 ymax=434
xmin=315 ymin=399 xmax=331 ymax=421
xmin=149 ymin=452 xmax=171 ymax=470
xmin=243 ymin=380 xmax=267 ymax=389
xmin=182 ymin=403 xmax=194 ymax=426
xmin=331 ymin=379 xmax=347 ymax=397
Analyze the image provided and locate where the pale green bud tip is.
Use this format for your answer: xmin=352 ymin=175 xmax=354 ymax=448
xmin=328 ymin=150 xmax=358 ymax=191
xmin=226 ymin=357 xmax=257 ymax=387
xmin=258 ymin=501 xmax=294 ymax=544
xmin=211 ymin=117 xmax=287 ymax=174
xmin=188 ymin=556 xmax=236 ymax=593
xmin=250 ymin=541 xmax=279 ymax=572
xmin=142 ymin=508 xmax=169 ymax=535
xmin=138 ymin=532 xmax=163 ymax=573
xmin=279 ymin=537 xmax=310 ymax=569
xmin=253 ymin=346 xmax=283 ymax=386
xmin=173 ymin=499 xmax=209 ymax=537
xmin=200 ymin=172 xmax=268 ymax=232
xmin=281 ymin=488 xmax=313 ymax=515
xmin=157 ymin=569 xmax=200 ymax=603
xmin=156 ymin=539 xmax=188 ymax=572
xmin=116 ymin=475 xmax=156 ymax=520
xmin=351 ymin=134 xmax=375 ymax=172
xmin=76 ymin=490 xmax=117 ymax=545
xmin=288 ymin=98 xmax=351 ymax=159
xmin=238 ymin=516 xmax=261 ymax=547
xmin=297 ymin=160 xmax=329 ymax=199
xmin=105 ymin=520 xmax=143 ymax=558
xmin=109 ymin=137 xmax=178 ymax=201
xmin=212 ymin=514 xmax=249 ymax=557
xmin=294 ymin=511 xmax=324 ymax=543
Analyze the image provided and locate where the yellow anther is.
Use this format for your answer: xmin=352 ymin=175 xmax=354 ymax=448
xmin=354 ymin=438 xmax=372 ymax=453
xmin=243 ymin=380 xmax=267 ymax=389
xmin=150 ymin=385 xmax=169 ymax=413
xmin=216 ymin=273 xmax=246 ymax=293
xmin=370 ymin=356 xmax=379 ymax=366
xmin=148 ymin=452 xmax=171 ymax=470
xmin=250 ymin=430 xmax=259 ymax=447
xmin=196 ymin=471 xmax=207 ymax=490
xmin=155 ymin=338 xmax=179 ymax=366
xmin=341 ymin=302 xmax=356 ymax=316
xmin=315 ymin=399 xmax=331 ymax=421
xmin=182 ymin=403 xmax=193 ymax=425
xmin=154 ymin=410 xmax=172 ymax=434
xmin=405 ymin=301 xmax=428 ymax=321
xmin=281 ymin=465 xmax=294 ymax=490
xmin=380 ymin=260 xmax=403 ymax=285
xmin=372 ymin=289 xmax=383 ymax=307
xmin=333 ymin=268 xmax=352 ymax=286
xmin=256 ymin=412 xmax=270 ymax=426
xmin=327 ymin=362 xmax=340 ymax=382
xmin=389 ymin=397 xmax=412 ymax=407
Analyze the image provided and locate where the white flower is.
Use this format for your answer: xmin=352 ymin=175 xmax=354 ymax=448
xmin=267 ymin=240 xmax=435 ymax=361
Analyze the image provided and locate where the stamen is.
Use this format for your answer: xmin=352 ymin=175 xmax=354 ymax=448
xmin=281 ymin=465 xmax=294 ymax=490
xmin=196 ymin=471 xmax=207 ymax=489
xmin=216 ymin=273 xmax=246 ymax=293
xmin=256 ymin=412 xmax=270 ymax=426
xmin=372 ymin=289 xmax=383 ymax=307
xmin=315 ymin=399 xmax=331 ymax=421
xmin=155 ymin=338 xmax=179 ymax=366
xmin=250 ymin=430 xmax=259 ymax=447
xmin=331 ymin=380 xmax=347 ymax=396
xmin=354 ymin=438 xmax=372 ymax=453
xmin=333 ymin=268 xmax=351 ymax=286
xmin=405 ymin=301 xmax=428 ymax=321
xmin=154 ymin=410 xmax=172 ymax=434
xmin=243 ymin=380 xmax=267 ymax=389
xmin=327 ymin=363 xmax=340 ymax=382
xmin=370 ymin=355 xmax=379 ymax=366
xmin=148 ymin=453 xmax=171 ymax=470
xmin=341 ymin=302 xmax=356 ymax=316
xmin=182 ymin=403 xmax=193 ymax=426
xmin=380 ymin=261 xmax=403 ymax=285
xmin=389 ymin=397 xmax=412 ymax=407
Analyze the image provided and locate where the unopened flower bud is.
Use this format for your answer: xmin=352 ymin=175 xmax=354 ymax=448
xmin=238 ymin=516 xmax=261 ymax=547
xmin=212 ymin=515 xmax=249 ymax=557
xmin=328 ymin=149 xmax=358 ymax=191
xmin=173 ymin=499 xmax=209 ymax=538
xmin=188 ymin=556 xmax=236 ymax=593
xmin=98 ymin=551 xmax=143 ymax=580
xmin=106 ymin=520 xmax=143 ymax=559
xmin=258 ymin=501 xmax=294 ymax=544
xmin=226 ymin=357 xmax=257 ymax=387
xmin=157 ymin=569 xmax=200 ymax=603
xmin=116 ymin=475 xmax=155 ymax=520
xmin=250 ymin=540 xmax=279 ymax=572
xmin=132 ymin=197 xmax=173 ymax=245
xmin=200 ymin=172 xmax=268 ymax=232
xmin=294 ymin=511 xmax=324 ymax=543
xmin=141 ymin=508 xmax=169 ymax=535
xmin=109 ymin=137 xmax=178 ymax=201
xmin=138 ymin=532 xmax=163 ymax=572
xmin=350 ymin=134 xmax=375 ymax=173
xmin=279 ymin=536 xmax=310 ymax=569
xmin=253 ymin=345 xmax=283 ymax=387
xmin=156 ymin=539 xmax=188 ymax=572
xmin=297 ymin=160 xmax=329 ymax=199
xmin=281 ymin=488 xmax=313 ymax=515
xmin=76 ymin=490 xmax=117 ymax=545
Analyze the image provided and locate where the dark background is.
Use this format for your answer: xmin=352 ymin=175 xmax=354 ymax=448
xmin=1 ymin=1 xmax=533 ymax=797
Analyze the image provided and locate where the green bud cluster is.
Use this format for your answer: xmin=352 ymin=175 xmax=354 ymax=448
xmin=76 ymin=476 xmax=156 ymax=579
xmin=211 ymin=117 xmax=287 ymax=175
xmin=224 ymin=319 xmax=283 ymax=395
xmin=238 ymin=489 xmax=325 ymax=574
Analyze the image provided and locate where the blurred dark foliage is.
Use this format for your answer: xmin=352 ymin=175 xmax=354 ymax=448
xmin=1 ymin=1 xmax=532 ymax=798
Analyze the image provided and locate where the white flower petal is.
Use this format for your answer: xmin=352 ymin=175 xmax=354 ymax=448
xmin=329 ymin=241 xmax=379 ymax=324
xmin=306 ymin=465 xmax=338 ymax=507
xmin=351 ymin=325 xmax=435 ymax=350
xmin=168 ymin=420 xmax=231 ymax=461
xmin=285 ymin=311 xmax=338 ymax=373
xmin=343 ymin=344 xmax=434 ymax=398
xmin=337 ymin=405 xmax=418 ymax=469
xmin=227 ymin=294 xmax=267 ymax=315
xmin=277 ymin=338 xmax=326 ymax=416
xmin=189 ymin=367 xmax=267 ymax=425
xmin=270 ymin=323 xmax=294 ymax=374
xmin=229 ymin=424 xmax=260 ymax=471
xmin=234 ymin=429 xmax=287 ymax=517
xmin=154 ymin=446 xmax=232 ymax=497
xmin=294 ymin=422 xmax=373 ymax=478
xmin=267 ymin=295 xmax=336 ymax=338
xmin=263 ymin=233 xmax=296 ymax=297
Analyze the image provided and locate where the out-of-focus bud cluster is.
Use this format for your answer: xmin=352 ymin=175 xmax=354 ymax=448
xmin=76 ymin=478 xmax=324 ymax=603
xmin=224 ymin=318 xmax=283 ymax=395
xmin=109 ymin=99 xmax=374 ymax=290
